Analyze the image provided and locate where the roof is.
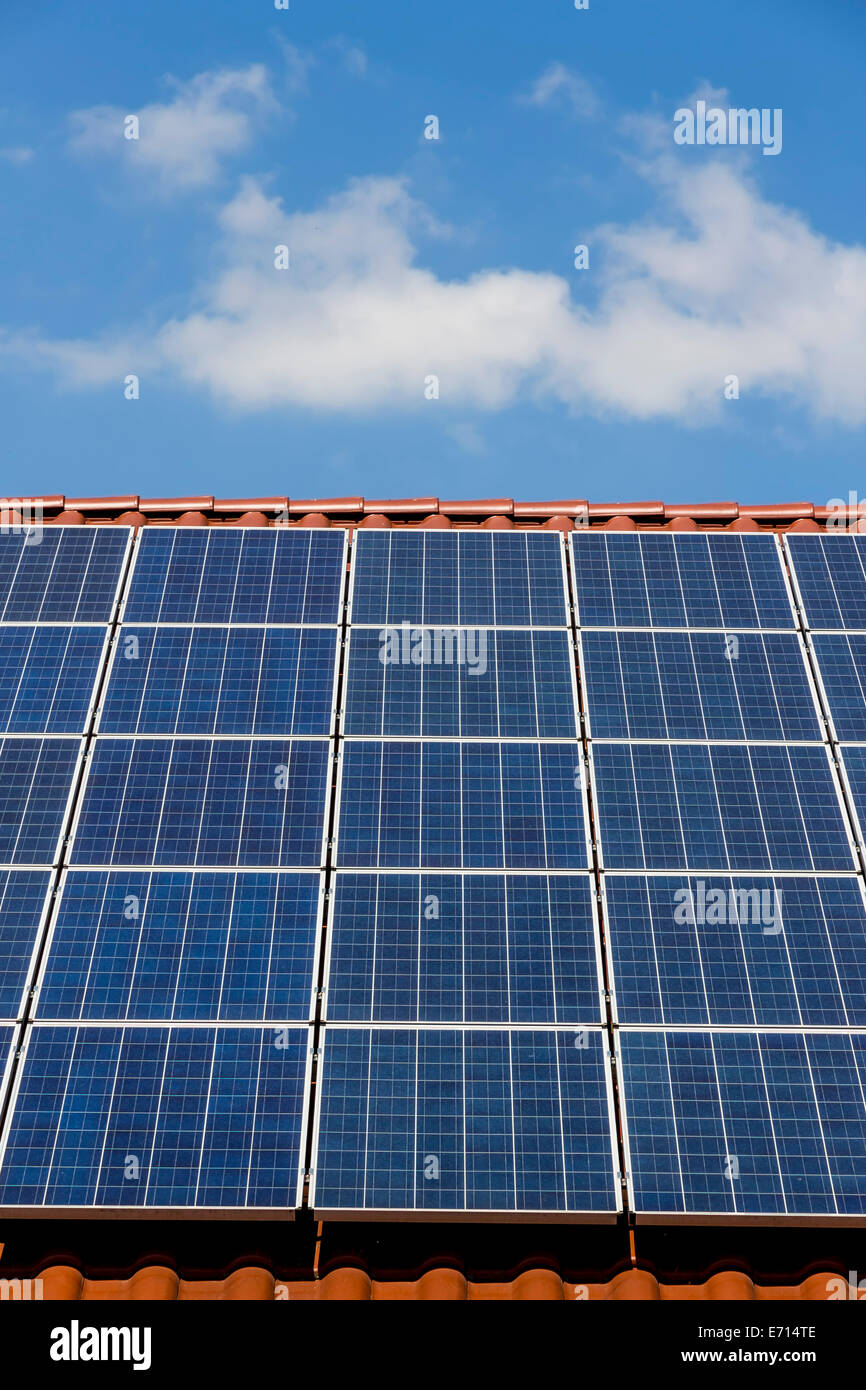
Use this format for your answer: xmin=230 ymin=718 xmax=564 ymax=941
xmin=0 ymin=494 xmax=830 ymax=531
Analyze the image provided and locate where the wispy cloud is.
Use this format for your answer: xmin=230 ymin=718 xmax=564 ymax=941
xmin=0 ymin=146 xmax=33 ymax=165
xmin=68 ymin=65 xmax=276 ymax=193
xmin=520 ymin=62 xmax=599 ymax=120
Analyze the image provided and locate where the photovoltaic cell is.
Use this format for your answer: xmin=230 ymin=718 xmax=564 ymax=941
xmin=591 ymin=743 xmax=853 ymax=871
xmin=0 ymin=529 xmax=128 ymax=623
xmin=786 ymin=534 xmax=866 ymax=630
xmin=343 ymin=628 xmax=576 ymax=738
xmin=0 ymin=1024 xmax=309 ymax=1210
xmin=809 ymin=634 xmax=866 ymax=741
xmin=581 ymin=631 xmax=819 ymax=741
xmin=0 ymin=627 xmax=105 ymax=734
xmin=0 ymin=871 xmax=52 ymax=1019
xmin=70 ymin=739 xmax=330 ymax=867
xmin=98 ymin=627 xmax=338 ymax=736
xmin=605 ymin=875 xmax=866 ymax=1027
xmin=35 ymin=870 xmax=321 ymax=1023
xmin=313 ymin=1027 xmax=616 ymax=1214
xmin=350 ymin=531 xmax=568 ymax=627
xmin=0 ymin=738 xmax=82 ymax=866
xmin=325 ymin=873 xmax=601 ymax=1024
xmin=619 ymin=1029 xmax=866 ymax=1217
xmin=336 ymin=742 xmax=588 ymax=869
xmin=570 ymin=533 xmax=794 ymax=629
xmin=123 ymin=528 xmax=345 ymax=625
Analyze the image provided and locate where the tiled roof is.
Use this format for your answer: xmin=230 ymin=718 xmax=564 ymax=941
xmin=0 ymin=495 xmax=830 ymax=530
xmin=23 ymin=1264 xmax=861 ymax=1301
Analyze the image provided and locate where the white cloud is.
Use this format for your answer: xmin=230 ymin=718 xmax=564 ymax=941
xmin=0 ymin=146 xmax=33 ymax=165
xmin=6 ymin=152 xmax=866 ymax=426
xmin=520 ymin=63 xmax=599 ymax=120
xmin=68 ymin=65 xmax=276 ymax=192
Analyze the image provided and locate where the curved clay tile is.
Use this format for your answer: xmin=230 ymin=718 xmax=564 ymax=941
xmin=50 ymin=510 xmax=85 ymax=525
xmin=603 ymin=515 xmax=637 ymax=532
xmin=511 ymin=1269 xmax=565 ymax=1300
xmin=175 ymin=511 xmax=208 ymax=527
xmin=231 ymin=511 xmax=269 ymax=527
xmin=607 ymin=1269 xmax=661 ymax=1300
xmin=786 ymin=518 xmax=822 ymax=532
xmin=319 ymin=1267 xmax=372 ymax=1300
xmin=114 ymin=510 xmax=147 ymax=527
xmin=726 ymin=516 xmax=761 ymax=531
xmin=411 ymin=1268 xmax=467 ymax=1301
xmin=295 ymin=513 xmax=331 ymax=528
xmin=481 ymin=515 xmax=513 ymax=529
xmin=39 ymin=1265 xmax=86 ymax=1300
xmin=359 ymin=513 xmax=392 ymax=528
xmin=419 ymin=513 xmax=452 ymax=529
xmin=543 ymin=515 xmax=574 ymax=533
xmin=704 ymin=1271 xmax=756 ymax=1301
xmin=665 ymin=515 xmax=699 ymax=531
xmin=122 ymin=1267 xmax=179 ymax=1301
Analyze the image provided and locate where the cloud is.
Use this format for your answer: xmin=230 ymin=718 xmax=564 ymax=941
xmin=0 ymin=146 xmax=33 ymax=165
xmin=326 ymin=36 xmax=368 ymax=78
xmin=6 ymin=151 xmax=866 ymax=426
xmin=68 ymin=65 xmax=276 ymax=192
xmin=520 ymin=63 xmax=599 ymax=120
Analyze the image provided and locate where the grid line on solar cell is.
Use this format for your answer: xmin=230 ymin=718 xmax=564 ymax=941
xmin=0 ymin=627 xmax=108 ymax=734
xmin=603 ymin=874 xmax=866 ymax=1028
xmin=33 ymin=869 xmax=323 ymax=1023
xmin=122 ymin=528 xmax=346 ymax=625
xmin=0 ymin=1023 xmax=311 ymax=1210
xmin=618 ymin=1029 xmax=866 ymax=1218
xmin=570 ymin=533 xmax=795 ymax=630
xmin=97 ymin=627 xmax=339 ymax=736
xmin=349 ymin=531 xmax=569 ymax=627
xmin=590 ymin=742 xmax=855 ymax=872
xmin=580 ymin=630 xmax=821 ymax=742
xmin=343 ymin=628 xmax=577 ymax=738
xmin=323 ymin=872 xmax=602 ymax=1025
xmin=785 ymin=534 xmax=866 ymax=631
xmin=835 ymin=747 xmax=866 ymax=862
xmin=0 ymin=737 xmax=84 ymax=867
xmin=335 ymin=741 xmax=589 ymax=870
xmin=0 ymin=529 xmax=130 ymax=624
xmin=311 ymin=1026 xmax=617 ymax=1214
xmin=68 ymin=738 xmax=331 ymax=868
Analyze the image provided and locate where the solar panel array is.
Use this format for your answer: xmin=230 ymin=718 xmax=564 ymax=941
xmin=1 ymin=524 xmax=866 ymax=1223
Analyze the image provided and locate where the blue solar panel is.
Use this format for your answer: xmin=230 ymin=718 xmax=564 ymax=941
xmin=591 ymin=743 xmax=853 ymax=871
xmin=0 ymin=1027 xmax=14 ymax=1108
xmin=570 ymin=533 xmax=794 ymax=629
xmin=325 ymin=873 xmax=601 ymax=1024
xmin=350 ymin=531 xmax=568 ymax=626
xmin=0 ymin=871 xmax=52 ymax=1020
xmin=343 ymin=628 xmax=576 ymax=738
xmin=0 ymin=738 xmax=82 ymax=865
xmin=34 ymin=870 xmax=321 ymax=1022
xmin=786 ymin=534 xmax=866 ymax=630
xmin=809 ymin=634 xmax=866 ymax=740
xmin=123 ymin=528 xmax=346 ymax=625
xmin=0 ymin=1024 xmax=309 ymax=1210
xmin=0 ymin=627 xmax=105 ymax=733
xmin=0 ymin=529 xmax=129 ymax=623
xmin=336 ymin=742 xmax=588 ymax=869
xmin=312 ymin=1026 xmax=617 ymax=1214
xmin=619 ymin=1029 xmax=866 ymax=1217
xmin=98 ymin=627 xmax=338 ymax=736
xmin=605 ymin=875 xmax=866 ymax=1027
xmin=69 ymin=738 xmax=330 ymax=867
xmin=581 ymin=631 xmax=819 ymax=741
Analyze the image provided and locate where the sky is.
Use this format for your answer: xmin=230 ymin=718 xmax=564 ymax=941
xmin=0 ymin=0 xmax=864 ymax=506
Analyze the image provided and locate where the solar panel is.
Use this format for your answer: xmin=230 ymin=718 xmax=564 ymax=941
xmin=324 ymin=873 xmax=602 ymax=1024
xmin=786 ymin=533 xmax=866 ymax=630
xmin=0 ymin=627 xmax=107 ymax=733
xmin=807 ymin=634 xmax=866 ymax=740
xmin=0 ymin=1023 xmax=310 ymax=1211
xmin=604 ymin=875 xmax=866 ymax=1027
xmin=570 ymin=533 xmax=794 ymax=629
xmin=0 ymin=738 xmax=84 ymax=866
xmin=591 ymin=743 xmax=854 ymax=871
xmin=0 ymin=528 xmax=130 ymax=623
xmin=0 ymin=871 xmax=52 ymax=1020
xmin=311 ymin=1026 xmax=618 ymax=1215
xmin=0 ymin=1027 xmax=15 ymax=1112
xmin=33 ymin=870 xmax=322 ymax=1022
xmin=69 ymin=738 xmax=331 ymax=867
xmin=123 ymin=528 xmax=346 ymax=624
xmin=350 ymin=530 xmax=568 ymax=626
xmin=580 ymin=631 xmax=820 ymax=741
xmin=618 ymin=1028 xmax=866 ymax=1217
xmin=336 ymin=741 xmax=589 ymax=870
xmin=97 ymin=626 xmax=339 ymax=736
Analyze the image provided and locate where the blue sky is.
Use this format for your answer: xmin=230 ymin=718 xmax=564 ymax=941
xmin=0 ymin=0 xmax=864 ymax=505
